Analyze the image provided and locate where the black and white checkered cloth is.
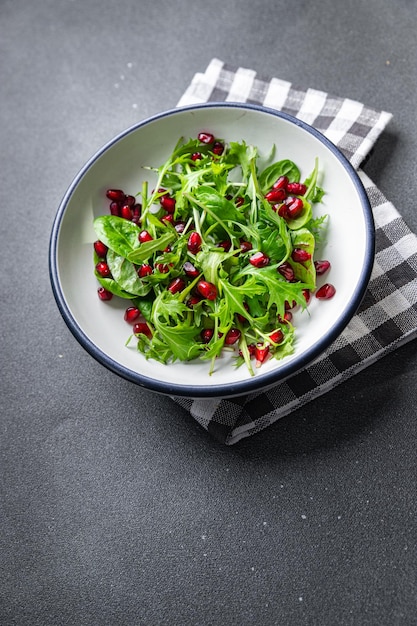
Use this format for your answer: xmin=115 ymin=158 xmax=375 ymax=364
xmin=173 ymin=58 xmax=417 ymax=444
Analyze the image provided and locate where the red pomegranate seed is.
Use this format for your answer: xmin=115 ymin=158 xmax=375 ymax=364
xmin=139 ymin=230 xmax=153 ymax=243
xmin=279 ymin=311 xmax=293 ymax=323
xmin=124 ymin=306 xmax=141 ymax=324
xmin=224 ymin=328 xmax=241 ymax=345
xmin=285 ymin=197 xmax=304 ymax=219
xmin=217 ymin=240 xmax=231 ymax=252
xmin=236 ymin=302 xmax=250 ymax=324
xmin=94 ymin=240 xmax=108 ymax=258
xmin=277 ymin=261 xmax=295 ymax=281
xmin=155 ymin=263 xmax=170 ymax=273
xmin=255 ymin=343 xmax=270 ymax=366
xmin=95 ymin=261 xmax=111 ymax=277
xmin=97 ymin=286 xmax=113 ymax=301
xmin=187 ymin=231 xmax=202 ymax=254
xmin=303 ymin=289 xmax=311 ymax=304
xmin=160 ymin=195 xmax=176 ymax=213
xmin=138 ymin=263 xmax=153 ymax=278
xmin=161 ymin=214 xmax=174 ymax=225
xmin=249 ymin=251 xmax=270 ymax=268
xmin=239 ymin=343 xmax=257 ymax=358
xmin=316 ymin=283 xmax=336 ymax=300
xmin=197 ymin=280 xmax=217 ymax=300
xmin=291 ymin=248 xmax=311 ymax=263
xmin=187 ymin=295 xmax=201 ymax=308
xmin=201 ymin=328 xmax=214 ymax=343
xmin=277 ymin=203 xmax=289 ymax=218
xmin=269 ymin=329 xmax=284 ymax=344
xmin=314 ymin=259 xmax=331 ymax=275
xmin=109 ymin=201 xmax=120 ymax=216
xmin=133 ymin=322 xmax=152 ymax=338
xmin=183 ymin=261 xmax=200 ymax=278
xmin=287 ymin=182 xmax=307 ymax=195
xmin=285 ymin=299 xmax=297 ymax=310
xmin=235 ymin=196 xmax=245 ymax=207
xmin=174 ymin=221 xmax=186 ymax=233
xmin=273 ymin=175 xmax=289 ymax=190
xmin=198 ymin=132 xmax=214 ymax=144
xmin=265 ymin=188 xmax=287 ymax=203
xmin=212 ymin=141 xmax=224 ymax=155
xmin=240 ymin=240 xmax=253 ymax=253
xmin=120 ymin=204 xmax=133 ymax=220
xmin=191 ymin=152 xmax=202 ymax=161
xmin=106 ymin=189 xmax=125 ymax=202
xmin=168 ymin=277 xmax=186 ymax=294
xmin=125 ymin=195 xmax=136 ymax=206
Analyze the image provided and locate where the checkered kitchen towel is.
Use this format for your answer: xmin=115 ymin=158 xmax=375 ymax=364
xmin=173 ymin=58 xmax=417 ymax=445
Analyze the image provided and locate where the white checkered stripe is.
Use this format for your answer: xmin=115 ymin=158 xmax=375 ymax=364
xmin=173 ymin=59 xmax=417 ymax=445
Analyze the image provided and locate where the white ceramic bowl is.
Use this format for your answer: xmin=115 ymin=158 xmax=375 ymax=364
xmin=49 ymin=103 xmax=374 ymax=398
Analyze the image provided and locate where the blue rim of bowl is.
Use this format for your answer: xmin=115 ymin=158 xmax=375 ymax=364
xmin=49 ymin=102 xmax=375 ymax=398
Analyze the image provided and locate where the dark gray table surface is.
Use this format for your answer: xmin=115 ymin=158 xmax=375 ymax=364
xmin=1 ymin=1 xmax=416 ymax=624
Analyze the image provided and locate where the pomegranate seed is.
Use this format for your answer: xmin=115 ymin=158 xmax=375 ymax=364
xmin=240 ymin=240 xmax=253 ymax=253
xmin=125 ymin=195 xmax=134 ymax=206
xmin=285 ymin=299 xmax=297 ymax=310
xmin=197 ymin=280 xmax=217 ymax=300
xmin=191 ymin=152 xmax=202 ymax=161
xmin=273 ymin=175 xmax=289 ymax=190
xmin=187 ymin=295 xmax=201 ymax=308
xmin=97 ymin=286 xmax=113 ymax=301
xmin=201 ymin=328 xmax=214 ymax=343
xmin=235 ymin=196 xmax=245 ymax=207
xmin=287 ymin=182 xmax=307 ymax=195
xmin=314 ymin=259 xmax=331 ymax=275
xmin=161 ymin=214 xmax=174 ymax=225
xmin=291 ymin=248 xmax=311 ymax=263
xmin=255 ymin=343 xmax=270 ymax=366
xmin=138 ymin=263 xmax=153 ymax=278
xmin=249 ymin=251 xmax=270 ymax=268
xmin=183 ymin=261 xmax=200 ymax=278
xmin=168 ymin=277 xmax=186 ymax=294
xmin=239 ymin=343 xmax=257 ymax=358
xmin=225 ymin=328 xmax=241 ymax=345
xmin=109 ymin=201 xmax=120 ymax=216
xmin=174 ymin=221 xmax=186 ymax=233
xmin=106 ymin=189 xmax=125 ymax=202
xmin=277 ymin=261 xmax=295 ymax=281
xmin=269 ymin=329 xmax=284 ymax=344
xmin=212 ymin=141 xmax=224 ymax=155
xmin=139 ymin=230 xmax=153 ymax=243
xmin=94 ymin=240 xmax=108 ymax=258
xmin=265 ymin=188 xmax=287 ymax=203
xmin=277 ymin=203 xmax=289 ymax=219
xmin=198 ymin=132 xmax=214 ymax=144
xmin=160 ymin=195 xmax=176 ymax=213
xmin=155 ymin=263 xmax=170 ymax=273
xmin=95 ymin=261 xmax=111 ymax=277
xmin=124 ymin=306 xmax=141 ymax=324
xmin=120 ymin=204 xmax=133 ymax=220
xmin=316 ymin=283 xmax=336 ymax=300
xmin=236 ymin=302 xmax=250 ymax=323
xmin=302 ymin=289 xmax=311 ymax=304
xmin=279 ymin=311 xmax=293 ymax=323
xmin=285 ymin=197 xmax=304 ymax=219
xmin=187 ymin=231 xmax=202 ymax=254
xmin=133 ymin=322 xmax=152 ymax=338
xmin=217 ymin=240 xmax=231 ymax=252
